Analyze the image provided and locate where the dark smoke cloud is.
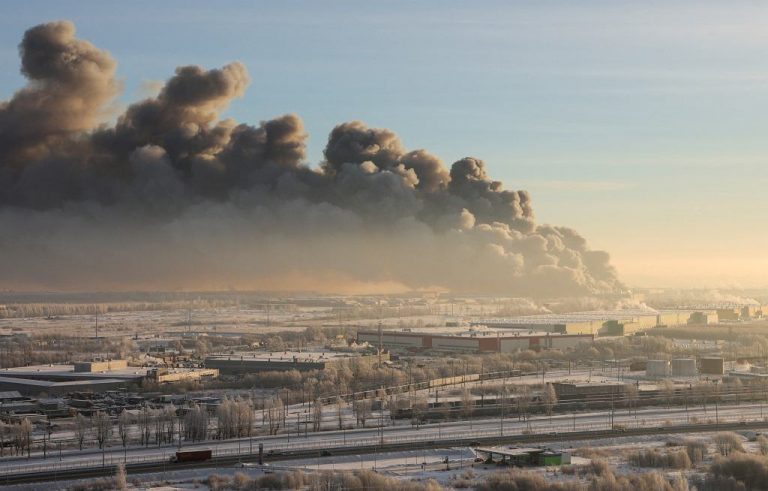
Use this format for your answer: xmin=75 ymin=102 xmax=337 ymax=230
xmin=0 ymin=21 xmax=623 ymax=295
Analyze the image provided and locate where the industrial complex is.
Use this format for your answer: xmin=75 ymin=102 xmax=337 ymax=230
xmin=205 ymin=350 xmax=382 ymax=375
xmin=356 ymin=328 xmax=592 ymax=354
xmin=0 ymin=360 xmax=218 ymax=395
xmin=470 ymin=306 xmax=760 ymax=336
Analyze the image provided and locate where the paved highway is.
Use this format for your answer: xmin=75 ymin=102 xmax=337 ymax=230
xmin=0 ymin=400 xmax=763 ymax=478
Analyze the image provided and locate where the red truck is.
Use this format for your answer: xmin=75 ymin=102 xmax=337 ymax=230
xmin=171 ymin=449 xmax=213 ymax=463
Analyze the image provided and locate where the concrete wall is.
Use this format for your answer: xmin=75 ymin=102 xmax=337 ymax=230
xmin=357 ymin=331 xmax=425 ymax=350
xmin=205 ymin=357 xmax=327 ymax=374
xmin=431 ymin=337 xmax=479 ymax=353
xmin=155 ymin=368 xmax=219 ymax=383
xmin=563 ymin=321 xmax=599 ymax=335
xmin=646 ymin=360 xmax=670 ymax=377
xmin=689 ymin=311 xmax=718 ymax=325
xmin=547 ymin=335 xmax=593 ymax=350
xmin=717 ymin=309 xmax=741 ymax=322
xmin=500 ymin=337 xmax=531 ymax=352
xmin=671 ymin=359 xmax=697 ymax=377
xmin=657 ymin=311 xmax=692 ymax=327
xmin=700 ymin=357 xmax=724 ymax=375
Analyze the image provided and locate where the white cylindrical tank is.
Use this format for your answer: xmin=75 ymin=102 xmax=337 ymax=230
xmin=671 ymin=358 xmax=697 ymax=377
xmin=646 ymin=360 xmax=670 ymax=378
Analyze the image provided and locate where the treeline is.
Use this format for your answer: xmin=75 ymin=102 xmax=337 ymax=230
xmin=0 ymin=334 xmax=134 ymax=368
xmin=0 ymin=299 xmax=235 ymax=319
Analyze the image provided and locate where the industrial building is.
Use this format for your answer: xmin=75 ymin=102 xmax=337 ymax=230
xmin=355 ymin=328 xmax=593 ymax=354
xmin=205 ymin=351 xmax=383 ymax=375
xmin=716 ymin=305 xmax=764 ymax=322
xmin=689 ymin=311 xmax=719 ymax=325
xmin=0 ymin=361 xmax=219 ymax=396
xmin=476 ymin=308 xmax=719 ymax=336
xmin=474 ymin=447 xmax=571 ymax=466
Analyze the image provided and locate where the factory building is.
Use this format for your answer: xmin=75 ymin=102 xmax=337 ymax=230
xmin=716 ymin=305 xmax=764 ymax=322
xmin=476 ymin=309 xmax=668 ymax=336
xmin=717 ymin=309 xmax=741 ymax=322
xmin=0 ymin=361 xmax=218 ymax=396
xmin=688 ymin=311 xmax=718 ymax=325
xmin=205 ymin=351 xmax=382 ymax=375
xmin=355 ymin=329 xmax=593 ymax=354
xmin=476 ymin=308 xmax=722 ymax=336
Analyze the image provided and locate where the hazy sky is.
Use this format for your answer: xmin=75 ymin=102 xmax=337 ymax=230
xmin=1 ymin=1 xmax=766 ymax=288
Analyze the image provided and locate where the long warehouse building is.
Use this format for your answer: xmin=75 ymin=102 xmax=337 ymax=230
xmin=474 ymin=308 xmax=719 ymax=336
xmin=356 ymin=330 xmax=593 ymax=354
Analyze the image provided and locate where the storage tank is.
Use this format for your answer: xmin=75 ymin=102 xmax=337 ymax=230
xmin=671 ymin=358 xmax=697 ymax=377
xmin=646 ymin=360 xmax=670 ymax=378
xmin=700 ymin=357 xmax=725 ymax=375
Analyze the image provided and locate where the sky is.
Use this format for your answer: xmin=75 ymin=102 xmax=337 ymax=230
xmin=1 ymin=0 xmax=767 ymax=289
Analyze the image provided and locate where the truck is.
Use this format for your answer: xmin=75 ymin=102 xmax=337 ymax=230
xmin=171 ymin=449 xmax=213 ymax=463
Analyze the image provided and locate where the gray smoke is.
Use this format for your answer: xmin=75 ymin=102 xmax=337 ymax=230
xmin=0 ymin=21 xmax=623 ymax=295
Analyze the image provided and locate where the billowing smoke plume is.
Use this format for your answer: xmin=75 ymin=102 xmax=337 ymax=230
xmin=0 ymin=21 xmax=623 ymax=295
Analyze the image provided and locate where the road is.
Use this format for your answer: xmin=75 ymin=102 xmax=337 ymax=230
xmin=0 ymin=400 xmax=763 ymax=479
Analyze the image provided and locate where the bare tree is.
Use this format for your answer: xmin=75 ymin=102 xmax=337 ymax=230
xmin=731 ymin=378 xmax=744 ymax=405
xmin=694 ymin=382 xmax=712 ymax=414
xmin=114 ymin=463 xmax=127 ymax=491
xmin=217 ymin=397 xmax=251 ymax=439
xmin=138 ymin=406 xmax=153 ymax=446
xmin=543 ymin=383 xmax=558 ymax=421
xmin=184 ymin=403 xmax=209 ymax=442
xmin=94 ymin=411 xmax=112 ymax=449
xmin=237 ymin=398 xmax=254 ymax=437
xmin=460 ymin=389 xmax=474 ymax=427
xmin=353 ymin=398 xmax=372 ymax=428
xmin=661 ymin=380 xmax=676 ymax=408
xmin=13 ymin=418 xmax=32 ymax=457
xmin=118 ymin=411 xmax=130 ymax=456
xmin=517 ymin=385 xmax=532 ymax=422
xmin=265 ymin=397 xmax=283 ymax=436
xmin=336 ymin=396 xmax=344 ymax=430
xmin=714 ymin=432 xmax=745 ymax=456
xmin=154 ymin=408 xmax=166 ymax=445
xmin=625 ymin=383 xmax=639 ymax=416
xmin=312 ymin=398 xmax=323 ymax=432
xmin=74 ymin=413 xmax=90 ymax=451
xmin=163 ymin=406 xmax=177 ymax=444
xmin=0 ymin=422 xmax=8 ymax=457
xmin=411 ymin=393 xmax=428 ymax=428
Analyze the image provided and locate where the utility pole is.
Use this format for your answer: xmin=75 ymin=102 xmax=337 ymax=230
xmin=714 ymin=380 xmax=719 ymax=426
xmin=500 ymin=378 xmax=505 ymax=436
xmin=378 ymin=320 xmax=383 ymax=367
xmin=95 ymin=312 xmax=99 ymax=339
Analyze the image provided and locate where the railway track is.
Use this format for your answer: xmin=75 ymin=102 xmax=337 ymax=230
xmin=4 ymin=420 xmax=768 ymax=485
